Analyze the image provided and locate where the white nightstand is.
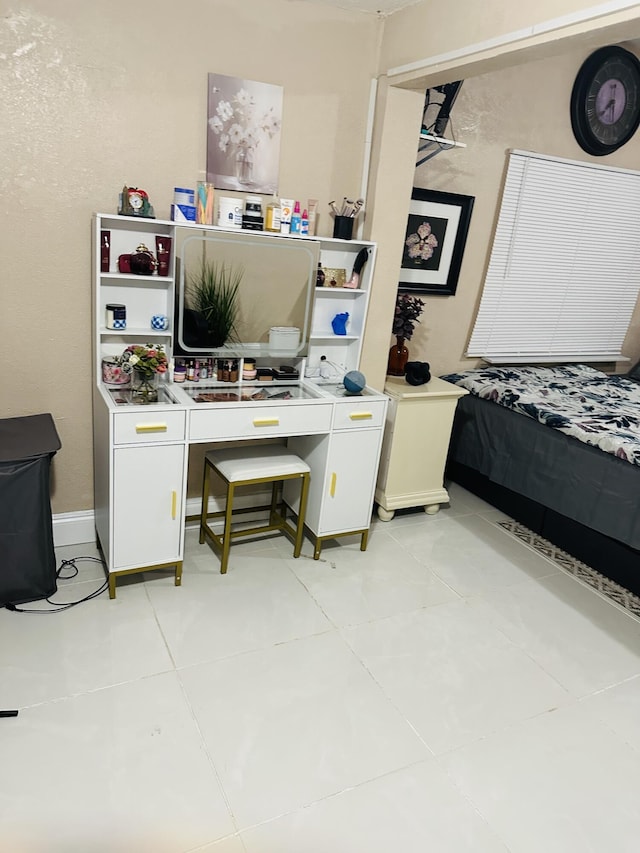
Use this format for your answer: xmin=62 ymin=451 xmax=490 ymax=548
xmin=374 ymin=375 xmax=468 ymax=521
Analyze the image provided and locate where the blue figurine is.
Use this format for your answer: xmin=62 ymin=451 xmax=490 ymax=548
xmin=331 ymin=312 xmax=349 ymax=335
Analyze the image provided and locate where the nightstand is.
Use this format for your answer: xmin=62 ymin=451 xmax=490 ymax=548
xmin=374 ymin=375 xmax=468 ymax=521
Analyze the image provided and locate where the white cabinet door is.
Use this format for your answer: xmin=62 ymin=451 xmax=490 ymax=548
xmin=112 ymin=444 xmax=185 ymax=570
xmin=319 ymin=429 xmax=381 ymax=535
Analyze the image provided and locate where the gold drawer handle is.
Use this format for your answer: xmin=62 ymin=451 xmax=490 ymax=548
xmin=171 ymin=490 xmax=177 ymax=520
xmin=135 ymin=423 xmax=168 ymax=433
xmin=349 ymin=412 xmax=373 ymax=420
xmin=253 ymin=418 xmax=280 ymax=427
xmin=330 ymin=472 xmax=337 ymax=497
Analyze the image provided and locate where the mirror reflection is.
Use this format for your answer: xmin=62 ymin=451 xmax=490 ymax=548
xmin=174 ymin=227 xmax=319 ymax=358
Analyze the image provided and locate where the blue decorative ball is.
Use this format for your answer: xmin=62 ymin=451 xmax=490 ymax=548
xmin=343 ymin=370 xmax=366 ymax=395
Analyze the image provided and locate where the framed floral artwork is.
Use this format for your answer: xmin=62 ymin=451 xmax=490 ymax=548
xmin=399 ymin=188 xmax=474 ymax=296
xmin=206 ymin=73 xmax=283 ymax=194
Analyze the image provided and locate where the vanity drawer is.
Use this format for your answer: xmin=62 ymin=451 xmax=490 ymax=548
xmin=190 ymin=401 xmax=333 ymax=441
xmin=332 ymin=399 xmax=387 ymax=430
xmin=113 ymin=410 xmax=186 ymax=444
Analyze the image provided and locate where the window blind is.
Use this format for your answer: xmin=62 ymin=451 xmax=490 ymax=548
xmin=467 ymin=150 xmax=640 ymax=362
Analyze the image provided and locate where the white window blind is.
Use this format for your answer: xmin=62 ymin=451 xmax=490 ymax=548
xmin=467 ymin=150 xmax=640 ymax=362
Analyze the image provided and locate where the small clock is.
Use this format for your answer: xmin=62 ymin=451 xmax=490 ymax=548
xmin=570 ymin=45 xmax=640 ymax=156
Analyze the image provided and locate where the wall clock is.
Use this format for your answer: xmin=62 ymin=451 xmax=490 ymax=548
xmin=570 ymin=45 xmax=640 ymax=156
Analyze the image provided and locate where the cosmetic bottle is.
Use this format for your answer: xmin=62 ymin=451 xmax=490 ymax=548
xmin=265 ymin=198 xmax=281 ymax=232
xmin=100 ymin=231 xmax=111 ymax=272
xmin=290 ymin=201 xmax=302 ymax=236
xmin=301 ymin=209 xmax=309 ymax=236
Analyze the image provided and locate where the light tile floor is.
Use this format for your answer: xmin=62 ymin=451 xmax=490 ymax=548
xmin=2 ymin=483 xmax=640 ymax=852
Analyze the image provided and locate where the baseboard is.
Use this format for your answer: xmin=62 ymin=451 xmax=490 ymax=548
xmin=52 ymin=490 xmax=272 ymax=547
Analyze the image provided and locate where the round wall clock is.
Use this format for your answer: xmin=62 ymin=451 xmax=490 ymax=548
xmin=570 ymin=45 xmax=640 ymax=156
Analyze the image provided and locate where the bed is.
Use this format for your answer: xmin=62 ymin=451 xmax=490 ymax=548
xmin=441 ymin=363 xmax=640 ymax=597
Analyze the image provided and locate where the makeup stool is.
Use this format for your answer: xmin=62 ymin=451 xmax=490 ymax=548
xmin=199 ymin=445 xmax=311 ymax=574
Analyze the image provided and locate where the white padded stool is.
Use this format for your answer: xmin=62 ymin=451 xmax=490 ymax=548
xmin=199 ymin=445 xmax=311 ymax=574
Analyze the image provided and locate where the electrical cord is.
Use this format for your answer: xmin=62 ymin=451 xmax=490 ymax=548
xmin=2 ymin=556 xmax=108 ymax=614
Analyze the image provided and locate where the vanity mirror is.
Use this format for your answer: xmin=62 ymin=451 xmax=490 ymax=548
xmin=174 ymin=226 xmax=319 ymax=358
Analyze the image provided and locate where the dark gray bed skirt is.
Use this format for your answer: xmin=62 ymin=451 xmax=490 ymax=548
xmin=447 ymin=395 xmax=640 ymax=552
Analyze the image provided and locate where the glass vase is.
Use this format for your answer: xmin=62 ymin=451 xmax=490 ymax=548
xmin=387 ymin=336 xmax=409 ymax=376
xmin=235 ymin=146 xmax=255 ymax=186
xmin=131 ymin=369 xmax=159 ymax=404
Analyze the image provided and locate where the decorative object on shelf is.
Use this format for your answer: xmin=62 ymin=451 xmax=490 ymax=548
xmin=387 ymin=337 xmax=409 ymax=377
xmin=570 ymin=45 xmax=640 ymax=156
xmin=118 ymin=186 xmax=155 ymax=218
xmin=316 ymin=263 xmax=325 ymax=288
xmin=101 ymin=358 xmax=130 ymax=386
xmin=345 ymin=247 xmax=370 ymax=289
xmin=399 ymin=188 xmax=474 ymax=296
xmin=186 ymin=259 xmax=242 ymax=348
xmin=387 ymin=293 xmax=425 ymax=376
xmin=207 ymin=73 xmax=283 ymax=193
xmin=331 ymin=312 xmax=349 ymax=336
xmin=155 ymin=236 xmax=172 ymax=277
xmin=151 ymin=314 xmax=169 ymax=331
xmin=118 ymin=254 xmax=131 ymax=273
xmin=343 ymin=370 xmax=366 ymax=395
xmin=404 ymin=361 xmax=432 ymax=386
xmin=116 ymin=343 xmax=168 ymax=404
xmin=129 ymin=243 xmax=158 ymax=276
xmin=105 ymin=303 xmax=126 ymax=330
xmin=323 ymin=268 xmax=346 ymax=288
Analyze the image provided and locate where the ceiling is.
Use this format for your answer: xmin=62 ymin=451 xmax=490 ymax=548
xmin=301 ymin=0 xmax=420 ymax=15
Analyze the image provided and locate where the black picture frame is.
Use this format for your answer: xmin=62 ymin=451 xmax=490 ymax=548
xmin=399 ymin=188 xmax=474 ymax=296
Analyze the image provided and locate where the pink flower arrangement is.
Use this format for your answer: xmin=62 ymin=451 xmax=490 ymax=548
xmin=118 ymin=343 xmax=168 ymax=377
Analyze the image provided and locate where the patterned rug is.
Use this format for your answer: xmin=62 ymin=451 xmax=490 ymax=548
xmin=497 ymin=519 xmax=640 ymax=620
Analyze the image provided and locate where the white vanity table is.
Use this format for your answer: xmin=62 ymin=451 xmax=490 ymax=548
xmin=92 ymin=213 xmax=387 ymax=597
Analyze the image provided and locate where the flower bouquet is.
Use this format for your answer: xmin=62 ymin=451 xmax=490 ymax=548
xmin=118 ymin=343 xmax=168 ymax=403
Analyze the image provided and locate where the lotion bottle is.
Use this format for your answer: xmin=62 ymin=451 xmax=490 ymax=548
xmin=301 ymin=208 xmax=309 ymax=236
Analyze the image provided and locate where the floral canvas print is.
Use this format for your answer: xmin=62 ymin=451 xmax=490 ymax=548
xmin=207 ymin=73 xmax=283 ymax=194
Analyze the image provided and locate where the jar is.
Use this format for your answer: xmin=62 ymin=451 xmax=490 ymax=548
xmin=242 ymin=358 xmax=257 ymax=381
xmin=173 ymin=363 xmax=187 ymax=383
xmin=106 ymin=303 xmax=126 ymax=330
xmin=242 ymin=195 xmax=264 ymax=230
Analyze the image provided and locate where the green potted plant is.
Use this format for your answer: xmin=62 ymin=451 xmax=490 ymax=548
xmin=186 ymin=259 xmax=243 ymax=348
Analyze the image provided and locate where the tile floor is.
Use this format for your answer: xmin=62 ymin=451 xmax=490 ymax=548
xmin=2 ymin=483 xmax=640 ymax=852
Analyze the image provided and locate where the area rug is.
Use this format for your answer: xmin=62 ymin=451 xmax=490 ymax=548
xmin=497 ymin=519 xmax=640 ymax=620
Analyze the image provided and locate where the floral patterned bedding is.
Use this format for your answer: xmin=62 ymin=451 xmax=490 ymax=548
xmin=442 ymin=364 xmax=640 ymax=467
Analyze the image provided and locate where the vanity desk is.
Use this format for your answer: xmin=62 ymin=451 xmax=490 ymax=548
xmin=91 ymin=213 xmax=386 ymax=597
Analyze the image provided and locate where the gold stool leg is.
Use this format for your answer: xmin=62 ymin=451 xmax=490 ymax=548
xmin=293 ymin=472 xmax=310 ymax=558
xmin=220 ymin=480 xmax=235 ymax=574
xmin=199 ymin=460 xmax=211 ymax=545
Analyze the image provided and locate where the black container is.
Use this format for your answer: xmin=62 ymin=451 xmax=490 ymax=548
xmin=0 ymin=413 xmax=61 ymax=606
xmin=332 ymin=216 xmax=354 ymax=240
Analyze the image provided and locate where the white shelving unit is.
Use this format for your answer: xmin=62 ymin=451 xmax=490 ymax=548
xmin=91 ymin=213 xmax=385 ymax=597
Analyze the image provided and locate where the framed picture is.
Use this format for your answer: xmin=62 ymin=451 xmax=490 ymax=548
xmin=399 ymin=188 xmax=474 ymax=295
xmin=207 ymin=73 xmax=283 ymax=194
